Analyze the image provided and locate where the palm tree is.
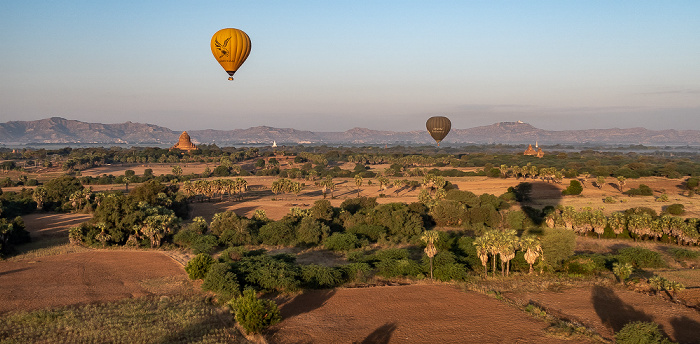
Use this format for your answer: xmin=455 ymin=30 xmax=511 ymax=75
xmin=472 ymin=235 xmax=490 ymax=276
xmin=420 ymin=230 xmax=440 ymax=280
xmin=608 ymin=212 xmax=627 ymax=238
xmin=617 ymin=176 xmax=627 ymax=192
xmin=519 ymin=235 xmax=542 ymax=274
xmin=354 ymin=174 xmax=363 ymax=197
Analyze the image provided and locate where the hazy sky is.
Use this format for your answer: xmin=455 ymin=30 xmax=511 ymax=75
xmin=1 ymin=1 xmax=698 ymax=132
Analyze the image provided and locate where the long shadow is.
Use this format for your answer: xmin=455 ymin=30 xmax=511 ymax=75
xmin=514 ymin=181 xmax=562 ymax=225
xmin=0 ymin=267 xmax=31 ymax=277
xmin=670 ymin=315 xmax=700 ymax=344
xmin=591 ymin=285 xmax=656 ymax=334
xmin=357 ymin=322 xmax=397 ymax=344
xmin=278 ymin=289 xmax=336 ymax=319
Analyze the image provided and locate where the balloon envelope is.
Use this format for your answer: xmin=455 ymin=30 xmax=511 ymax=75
xmin=211 ymin=28 xmax=251 ymax=80
xmin=426 ymin=116 xmax=451 ymax=145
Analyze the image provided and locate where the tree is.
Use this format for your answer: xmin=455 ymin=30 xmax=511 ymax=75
xmin=172 ymin=165 xmax=183 ymax=177
xmin=472 ymin=235 xmax=490 ymax=276
xmin=519 ymin=235 xmax=542 ymax=274
xmin=229 ymin=289 xmax=282 ymax=334
xmin=612 ymin=262 xmax=633 ymax=284
xmin=595 ymin=176 xmax=606 ymax=189
xmin=354 ymin=174 xmax=363 ymax=197
xmin=617 ymin=176 xmax=627 ymax=193
xmin=420 ymin=230 xmax=439 ymax=280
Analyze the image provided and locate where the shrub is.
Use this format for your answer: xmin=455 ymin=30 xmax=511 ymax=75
xmin=185 ymin=253 xmax=215 ymax=280
xmin=561 ymin=180 xmax=583 ymax=195
xmin=376 ymin=258 xmax=422 ymax=278
xmin=257 ymin=221 xmax=296 ymax=246
xmin=624 ymin=184 xmax=654 ymax=196
xmin=236 ymin=254 xmax=300 ymax=292
xmin=323 ymin=232 xmax=361 ymax=251
xmin=229 ymin=289 xmax=282 ymax=334
xmin=603 ymin=196 xmax=617 ymax=204
xmin=210 ymin=211 xmax=255 ymax=246
xmin=340 ymin=262 xmax=372 ymax=283
xmin=615 ymin=321 xmax=675 ymax=344
xmin=617 ymin=247 xmax=667 ymax=268
xmin=201 ymin=263 xmax=241 ymax=303
xmin=295 ymin=217 xmax=329 ymax=245
xmin=173 ymin=228 xmax=199 ymax=247
xmin=540 ymin=228 xmax=576 ymax=269
xmin=340 ymin=197 xmax=378 ymax=214
xmin=421 ymin=251 xmax=468 ymax=281
xmin=612 ymin=262 xmax=633 ymax=283
xmin=455 ymin=236 xmax=482 ymax=271
xmin=665 ymin=204 xmax=685 ymax=215
xmin=191 ymin=234 xmax=219 ymax=255
xmin=429 ymin=200 xmax=467 ymax=226
xmin=346 ymin=224 xmax=386 ymax=242
xmin=300 ymin=264 xmax=343 ymax=288
xmin=566 ymin=254 xmax=608 ymax=275
xmin=669 ymin=248 xmax=700 ymax=261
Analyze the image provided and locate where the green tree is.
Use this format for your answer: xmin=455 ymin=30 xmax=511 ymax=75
xmin=229 ymin=289 xmax=282 ymax=334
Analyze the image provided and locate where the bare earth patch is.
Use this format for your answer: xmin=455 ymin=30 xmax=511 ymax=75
xmin=507 ymin=285 xmax=700 ymax=344
xmin=268 ymin=284 xmax=585 ymax=344
xmin=0 ymin=250 xmax=189 ymax=313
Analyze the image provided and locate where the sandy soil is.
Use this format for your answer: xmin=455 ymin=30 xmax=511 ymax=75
xmin=0 ymin=250 xmax=189 ymax=313
xmin=268 ymin=284 xmax=585 ymax=344
xmin=506 ymin=285 xmax=700 ymax=344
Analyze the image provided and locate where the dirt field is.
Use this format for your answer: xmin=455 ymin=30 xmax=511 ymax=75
xmin=21 ymin=212 xmax=92 ymax=239
xmin=0 ymin=250 xmax=189 ymax=313
xmin=506 ymin=285 xmax=700 ymax=344
xmin=268 ymin=284 xmax=585 ymax=344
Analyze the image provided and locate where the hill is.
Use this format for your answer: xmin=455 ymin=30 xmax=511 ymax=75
xmin=1 ymin=117 xmax=699 ymax=146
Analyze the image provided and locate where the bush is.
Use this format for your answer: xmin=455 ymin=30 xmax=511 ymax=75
xmin=201 ymin=263 xmax=241 ymax=303
xmin=340 ymin=197 xmax=378 ymax=214
xmin=540 ymin=228 xmax=576 ymax=269
xmin=340 ymin=262 xmax=373 ymax=283
xmin=421 ymin=251 xmax=468 ymax=281
xmin=236 ymin=254 xmax=300 ymax=292
xmin=669 ymin=248 xmax=700 ymax=261
xmin=257 ymin=221 xmax=296 ymax=246
xmin=615 ymin=321 xmax=675 ymax=344
xmin=229 ymin=289 xmax=282 ymax=334
xmin=617 ymin=247 xmax=667 ymax=268
xmin=295 ymin=217 xmax=329 ymax=245
xmin=346 ymin=224 xmax=386 ymax=242
xmin=300 ymin=264 xmax=343 ymax=288
xmin=185 ymin=253 xmax=215 ymax=280
xmin=376 ymin=258 xmax=422 ymax=278
xmin=191 ymin=234 xmax=219 ymax=255
xmin=323 ymin=232 xmax=361 ymax=251
xmin=210 ymin=211 xmax=255 ymax=246
xmin=561 ymin=180 xmax=583 ymax=195
xmin=566 ymin=254 xmax=608 ymax=275
xmin=624 ymin=184 xmax=654 ymax=196
xmin=665 ymin=204 xmax=685 ymax=215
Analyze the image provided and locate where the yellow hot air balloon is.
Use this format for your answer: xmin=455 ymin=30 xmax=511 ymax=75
xmin=426 ymin=116 xmax=451 ymax=146
xmin=211 ymin=28 xmax=251 ymax=80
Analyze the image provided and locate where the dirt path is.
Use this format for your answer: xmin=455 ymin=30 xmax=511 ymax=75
xmin=268 ymin=284 xmax=586 ymax=344
xmin=0 ymin=251 xmax=189 ymax=313
xmin=507 ymin=285 xmax=700 ymax=344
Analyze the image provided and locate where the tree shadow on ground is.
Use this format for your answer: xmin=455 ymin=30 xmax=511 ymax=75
xmin=356 ymin=322 xmax=397 ymax=344
xmin=277 ymin=289 xmax=336 ymax=319
xmin=591 ymin=285 xmax=659 ymax=336
xmin=514 ymin=182 xmax=562 ymax=225
xmin=669 ymin=315 xmax=700 ymax=344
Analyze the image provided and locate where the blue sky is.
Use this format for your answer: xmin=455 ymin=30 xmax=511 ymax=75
xmin=1 ymin=1 xmax=698 ymax=132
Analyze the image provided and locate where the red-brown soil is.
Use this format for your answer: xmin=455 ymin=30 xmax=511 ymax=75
xmin=0 ymin=251 xmax=188 ymax=313
xmin=21 ymin=213 xmax=92 ymax=239
xmin=506 ymin=285 xmax=700 ymax=344
xmin=268 ymin=284 xmax=586 ymax=344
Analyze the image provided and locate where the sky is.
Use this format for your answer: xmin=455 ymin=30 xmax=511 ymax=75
xmin=1 ymin=1 xmax=699 ymax=132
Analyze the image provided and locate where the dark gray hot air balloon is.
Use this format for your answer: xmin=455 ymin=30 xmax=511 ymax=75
xmin=426 ymin=116 xmax=451 ymax=146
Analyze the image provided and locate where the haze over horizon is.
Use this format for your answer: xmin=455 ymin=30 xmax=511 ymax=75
xmin=2 ymin=2 xmax=699 ymax=133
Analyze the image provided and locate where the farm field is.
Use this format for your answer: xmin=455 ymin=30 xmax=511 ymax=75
xmin=2 ymin=160 xmax=700 ymax=343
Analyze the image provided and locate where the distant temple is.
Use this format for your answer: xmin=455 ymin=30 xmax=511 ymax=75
xmin=524 ymin=142 xmax=544 ymax=158
xmin=171 ymin=131 xmax=198 ymax=152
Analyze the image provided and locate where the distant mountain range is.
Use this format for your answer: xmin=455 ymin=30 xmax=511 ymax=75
xmin=1 ymin=117 xmax=699 ymax=146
